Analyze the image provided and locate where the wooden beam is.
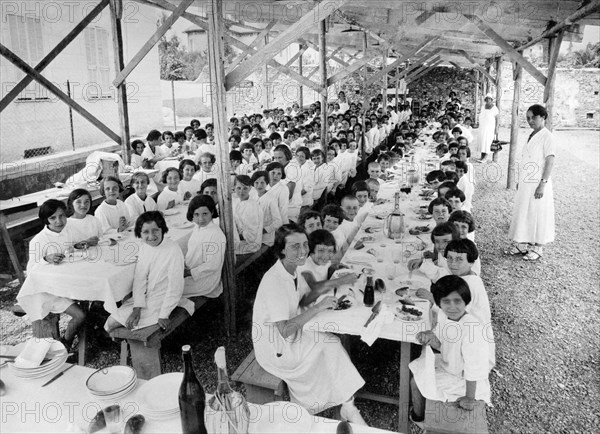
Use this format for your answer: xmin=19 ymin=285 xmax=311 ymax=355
xmin=517 ymin=0 xmax=600 ymax=52
xmin=113 ymin=0 xmax=194 ymax=88
xmin=306 ymin=66 xmax=320 ymax=80
xmin=319 ymin=20 xmax=328 ymax=149
xmin=0 ymin=0 xmax=109 ymax=113
xmin=544 ymin=30 xmax=564 ymax=131
xmin=361 ymin=31 xmax=367 ymax=167
xmin=207 ymin=0 xmax=236 ymax=337
xmin=0 ymin=44 xmax=120 ymax=144
xmin=225 ymin=0 xmax=347 ymax=89
xmin=474 ymin=69 xmax=480 ymax=117
xmin=226 ymin=21 xmax=276 ymax=74
xmin=382 ymin=48 xmax=388 ymax=102
xmin=388 ymin=50 xmax=442 ymax=87
xmin=494 ymin=57 xmax=503 ymax=145
xmin=327 ymin=50 xmax=380 ymax=87
xmin=270 ymin=44 xmax=308 ymax=81
xmin=406 ymin=59 xmax=442 ymax=84
xmin=110 ymin=0 xmax=131 ymax=164
xmin=365 ymin=37 xmax=438 ymax=86
xmin=465 ymin=14 xmax=547 ymax=86
xmin=507 ymin=62 xmax=522 ymax=189
xmin=298 ymin=48 xmax=304 ymax=108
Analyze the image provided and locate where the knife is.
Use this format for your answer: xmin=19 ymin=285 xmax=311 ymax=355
xmin=41 ymin=364 xmax=75 ymax=387
xmin=363 ymin=301 xmax=382 ymax=328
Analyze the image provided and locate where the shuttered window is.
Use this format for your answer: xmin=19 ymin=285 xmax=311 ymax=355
xmin=5 ymin=14 xmax=47 ymax=100
xmin=84 ymin=27 xmax=111 ymax=98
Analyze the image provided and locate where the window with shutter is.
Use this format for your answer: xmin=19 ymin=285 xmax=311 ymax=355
xmin=84 ymin=27 xmax=112 ymax=99
xmin=4 ymin=14 xmax=47 ymax=101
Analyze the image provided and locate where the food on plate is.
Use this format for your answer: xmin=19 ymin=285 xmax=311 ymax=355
xmin=354 ymin=240 xmax=365 ymax=250
xmin=398 ymin=298 xmax=416 ymax=306
xmin=362 ymin=267 xmax=375 ymax=275
xmin=409 ymin=225 xmax=431 ymax=235
xmin=395 ymin=286 xmax=409 ymax=296
xmin=364 ymin=227 xmax=380 ymax=234
xmin=124 ymin=415 xmax=146 ymax=434
xmin=359 ymin=236 xmax=376 ymax=243
xmin=401 ymin=305 xmax=422 ymax=316
xmin=418 ymin=214 xmax=433 ymax=220
xmin=88 ymin=409 xmax=107 ymax=433
xmin=335 ymin=299 xmax=352 ymax=311
xmin=374 ymin=278 xmax=386 ymax=292
xmin=395 ymin=305 xmax=423 ymax=321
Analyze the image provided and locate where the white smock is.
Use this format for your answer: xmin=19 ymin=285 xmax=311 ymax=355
xmin=95 ymin=200 xmax=131 ymax=234
xmin=67 ymin=215 xmax=103 ymax=241
xmin=252 ymin=260 xmax=365 ymax=414
xmin=508 ymin=127 xmax=555 ymax=245
xmin=257 ymin=192 xmax=283 ymax=246
xmin=183 ymin=221 xmax=226 ymax=298
xmin=124 ymin=193 xmax=157 ymax=223
xmin=476 ymin=105 xmax=498 ymax=154
xmin=156 ymin=188 xmax=183 ymax=211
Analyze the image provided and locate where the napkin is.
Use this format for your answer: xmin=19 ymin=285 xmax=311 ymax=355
xmin=408 ymin=345 xmax=438 ymax=399
xmin=15 ymin=338 xmax=53 ymax=368
xmin=360 ymin=304 xmax=395 ymax=346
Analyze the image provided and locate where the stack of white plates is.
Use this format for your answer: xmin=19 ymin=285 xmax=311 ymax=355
xmin=137 ymin=373 xmax=182 ymax=420
xmin=8 ymin=340 xmax=67 ymax=379
xmin=86 ymin=366 xmax=137 ymax=400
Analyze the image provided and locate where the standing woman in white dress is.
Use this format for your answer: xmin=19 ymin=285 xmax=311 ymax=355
xmin=252 ymin=224 xmax=367 ymax=424
xmin=475 ymin=94 xmax=499 ymax=163
xmin=507 ymin=104 xmax=555 ymax=261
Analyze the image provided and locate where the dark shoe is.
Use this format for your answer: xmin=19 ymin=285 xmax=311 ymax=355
xmin=11 ymin=304 xmax=26 ymax=317
xmin=410 ymin=410 xmax=425 ymax=429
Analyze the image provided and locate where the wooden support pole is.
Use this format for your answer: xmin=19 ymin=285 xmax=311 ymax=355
xmin=544 ymin=30 xmax=564 ymax=131
xmin=0 ymin=44 xmax=121 ymax=144
xmin=263 ymin=35 xmax=269 ymax=110
xmin=382 ymin=48 xmax=388 ymax=105
xmin=507 ymin=62 xmax=522 ymax=189
xmin=207 ymin=0 xmax=236 ymax=337
xmin=474 ymin=69 xmax=480 ymax=116
xmin=299 ymin=47 xmax=304 ymax=109
xmin=494 ymin=57 xmax=503 ymax=135
xmin=361 ymin=31 xmax=367 ymax=167
xmin=0 ymin=0 xmax=109 ymax=112
xmin=319 ymin=20 xmax=328 ymax=152
xmin=110 ymin=0 xmax=131 ymax=164
xmin=395 ymin=66 xmax=400 ymax=109
xmin=113 ymin=0 xmax=194 ymax=88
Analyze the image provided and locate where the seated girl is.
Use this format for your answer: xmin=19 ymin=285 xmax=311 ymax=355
xmin=239 ymin=143 xmax=259 ymax=175
xmin=192 ymin=152 xmax=218 ymax=185
xmin=265 ymin=162 xmax=290 ymax=225
xmin=252 ymin=224 xmax=366 ymax=423
xmin=95 ymin=176 xmax=131 ymax=234
xmin=252 ymin=171 xmax=282 ymax=246
xmin=232 ymin=175 xmax=263 ymax=255
xmin=297 ymin=229 xmax=358 ymax=300
xmin=449 ymin=210 xmax=476 ymax=242
xmin=409 ymin=275 xmax=491 ymax=425
xmin=130 ymin=139 xmax=145 ymax=169
xmin=105 ymin=212 xmax=185 ymax=332
xmin=66 ymin=189 xmax=103 ymax=244
xmin=428 ymin=197 xmax=452 ymax=226
xmin=297 ymin=210 xmax=322 ymax=235
xmin=22 ymin=199 xmax=86 ymax=349
xmin=445 ymin=188 xmax=465 ymax=212
xmin=352 ymin=181 xmax=372 ymax=225
xmin=455 ymin=160 xmax=474 ymax=212
xmin=321 ymin=204 xmax=347 ymax=255
xmin=124 ymin=172 xmax=157 ymax=222
xmin=178 ymin=159 xmax=202 ymax=201
xmin=157 ymin=168 xmax=183 ymax=211
xmin=183 ymin=195 xmax=226 ymax=298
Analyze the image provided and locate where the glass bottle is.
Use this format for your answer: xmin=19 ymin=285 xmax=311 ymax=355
xmin=363 ymin=276 xmax=375 ymax=307
xmin=179 ymin=345 xmax=208 ymax=434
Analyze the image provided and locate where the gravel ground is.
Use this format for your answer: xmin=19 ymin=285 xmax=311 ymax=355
xmin=1 ymin=128 xmax=598 ymax=433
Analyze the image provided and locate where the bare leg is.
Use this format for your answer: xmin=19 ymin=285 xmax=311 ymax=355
xmin=104 ymin=316 xmax=122 ymax=333
xmin=410 ymin=377 xmax=425 ymax=420
xmin=62 ymin=303 xmax=86 ymax=347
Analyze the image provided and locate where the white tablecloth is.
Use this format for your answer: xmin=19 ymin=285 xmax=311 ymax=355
xmin=0 ymin=364 xmax=398 ymax=434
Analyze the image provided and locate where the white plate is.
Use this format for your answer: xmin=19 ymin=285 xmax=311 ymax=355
xmin=137 ymin=372 xmax=182 ymax=413
xmin=162 ymin=209 xmax=179 ymax=216
xmin=86 ymin=366 xmax=136 ymax=394
xmin=344 ymin=251 xmax=374 ymax=264
xmin=63 ymin=251 xmax=87 ymax=262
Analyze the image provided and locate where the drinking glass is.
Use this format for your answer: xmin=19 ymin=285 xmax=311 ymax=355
xmin=392 ymin=247 xmax=402 ymax=264
xmin=385 ymin=264 xmax=396 ymax=280
xmin=103 ymin=405 xmax=120 ymax=434
xmin=376 ymin=249 xmax=385 ymax=263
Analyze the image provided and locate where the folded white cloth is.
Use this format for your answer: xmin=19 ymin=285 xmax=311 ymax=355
xmin=360 ymin=304 xmax=395 ymax=346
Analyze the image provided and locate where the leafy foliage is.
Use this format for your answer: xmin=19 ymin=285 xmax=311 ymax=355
xmin=159 ymin=33 xmax=206 ymax=81
xmin=567 ymin=42 xmax=600 ymax=68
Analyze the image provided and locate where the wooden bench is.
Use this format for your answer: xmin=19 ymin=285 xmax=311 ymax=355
xmin=110 ymin=296 xmax=207 ymax=379
xmin=231 ymin=350 xmax=287 ymax=404
xmin=234 ymin=245 xmax=269 ymax=275
xmin=424 ymin=399 xmax=489 ymax=434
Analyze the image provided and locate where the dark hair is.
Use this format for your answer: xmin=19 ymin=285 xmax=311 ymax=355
xmin=146 ymin=129 xmax=162 ymax=141
xmin=458 ymin=145 xmax=471 ymax=158
xmin=100 ymin=176 xmax=124 ymax=196
xmin=190 ymin=118 xmax=201 ymax=127
xmin=298 ymin=210 xmax=322 ymax=229
xmin=428 ymin=197 xmax=452 ymax=214
xmin=296 ymin=146 xmax=310 ymax=160
xmin=130 ymin=172 xmax=150 ymax=186
xmin=229 ymin=135 xmax=241 ymax=144
xmin=39 ymin=199 xmax=67 ymax=226
xmin=426 ymin=170 xmax=446 ymax=183
xmin=308 ymin=229 xmax=336 ymax=254
xmin=436 ymin=144 xmax=449 ymax=154
xmin=449 ymin=210 xmax=476 ymax=232
xmin=351 ymin=180 xmax=369 ymax=195
xmin=431 ymin=275 xmax=472 ymax=307
xmin=161 ymin=167 xmax=181 ymax=184
xmin=447 ymin=142 xmax=459 ymax=150
xmin=162 ymin=130 xmax=174 ymax=139
xmin=265 ymin=162 xmax=286 ymax=179
xmin=444 ymin=239 xmax=479 ymax=263
xmin=251 ymin=170 xmax=269 ymax=185
xmin=430 ymin=221 xmax=460 ymax=243
xmin=451 ymin=126 xmax=463 ymax=135
xmin=193 ymin=129 xmax=207 ymax=140
xmin=179 ymin=159 xmax=197 ymax=172
xmin=130 ymin=139 xmax=144 ymax=151
xmin=454 ymin=160 xmax=468 ymax=174
xmin=269 ymin=132 xmax=282 ymax=141
xmin=444 ymin=171 xmax=460 ymax=184
xmin=187 ymin=194 xmax=218 ymax=221
xmin=321 ymin=204 xmax=345 ymax=225
xmin=184 ymin=126 xmax=194 ymax=133
xmin=198 ymin=152 xmax=216 ymax=164
xmin=229 ymin=150 xmax=243 ymax=162
xmin=234 ymin=174 xmax=252 ymax=187
xmin=311 ymin=148 xmax=325 ymax=160
xmin=273 ymin=223 xmax=307 ymax=259
xmin=445 ymin=188 xmax=466 ymax=203
xmin=440 ymin=161 xmax=457 ymax=171
xmin=201 ymin=178 xmax=217 ymax=193
xmin=274 ymin=144 xmax=293 ymax=162
xmin=528 ymin=104 xmax=548 ymax=120
xmin=66 ymin=188 xmax=92 ymax=217
xmin=437 ymin=181 xmax=458 ymax=195
xmin=134 ymin=211 xmax=168 ymax=238
xmin=241 ymin=124 xmax=252 ymax=133
xmin=174 ymin=131 xmax=186 ymax=141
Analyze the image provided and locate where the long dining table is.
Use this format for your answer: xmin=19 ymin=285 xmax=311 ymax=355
xmin=305 ymin=140 xmax=440 ymax=433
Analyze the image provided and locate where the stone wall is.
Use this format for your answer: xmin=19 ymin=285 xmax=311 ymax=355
xmin=408 ymin=67 xmax=478 ymax=110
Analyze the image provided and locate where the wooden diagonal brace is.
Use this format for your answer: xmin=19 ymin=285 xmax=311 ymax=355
xmin=0 ymin=44 xmax=120 ymax=144
xmin=227 ymin=21 xmax=276 ymax=74
xmin=225 ymin=0 xmax=347 ymax=89
xmin=0 ymin=0 xmax=109 ymax=113
xmin=113 ymin=0 xmax=194 ymax=88
xmin=270 ymin=44 xmax=309 ymax=82
xmin=406 ymin=59 xmax=442 ymax=84
xmin=326 ymin=50 xmax=381 ymax=87
xmin=465 ymin=14 xmax=547 ymax=86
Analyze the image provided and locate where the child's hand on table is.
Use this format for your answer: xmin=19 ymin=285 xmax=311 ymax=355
xmin=118 ymin=217 xmax=128 ymax=232
xmin=45 ymin=253 xmax=65 ymax=265
xmin=408 ymin=258 xmax=423 ymax=271
xmin=416 ymin=288 xmax=434 ymax=305
xmin=158 ymin=318 xmax=170 ymax=331
xmin=126 ymin=308 xmax=141 ymax=329
xmin=416 ymin=330 xmax=440 ymax=349
xmin=456 ymin=396 xmax=477 ymax=411
xmin=86 ymin=236 xmax=99 ymax=247
xmin=316 ymin=296 xmax=338 ymax=312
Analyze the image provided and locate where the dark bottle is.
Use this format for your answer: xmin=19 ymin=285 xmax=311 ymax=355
xmin=179 ymin=345 xmax=208 ymax=434
xmin=363 ymin=276 xmax=375 ymax=307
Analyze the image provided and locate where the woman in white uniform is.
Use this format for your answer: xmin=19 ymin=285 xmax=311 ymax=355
xmin=475 ymin=94 xmax=499 ymax=163
xmin=252 ymin=224 xmax=367 ymax=424
xmin=507 ymin=104 xmax=556 ymax=261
